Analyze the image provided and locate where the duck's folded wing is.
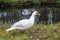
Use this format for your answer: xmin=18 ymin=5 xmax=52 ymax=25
xmin=12 ymin=19 xmax=28 ymax=27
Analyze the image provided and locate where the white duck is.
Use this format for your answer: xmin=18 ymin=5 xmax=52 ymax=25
xmin=6 ymin=11 xmax=40 ymax=31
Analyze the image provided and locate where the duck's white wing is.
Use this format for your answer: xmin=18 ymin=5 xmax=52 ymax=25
xmin=12 ymin=19 xmax=29 ymax=27
xmin=7 ymin=19 xmax=29 ymax=31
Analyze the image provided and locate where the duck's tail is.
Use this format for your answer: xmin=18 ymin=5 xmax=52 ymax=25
xmin=6 ymin=27 xmax=15 ymax=31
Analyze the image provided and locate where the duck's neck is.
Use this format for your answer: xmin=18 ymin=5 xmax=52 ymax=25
xmin=29 ymin=15 xmax=35 ymax=22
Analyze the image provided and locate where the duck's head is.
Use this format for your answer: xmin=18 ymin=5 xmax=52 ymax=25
xmin=32 ymin=11 xmax=41 ymax=16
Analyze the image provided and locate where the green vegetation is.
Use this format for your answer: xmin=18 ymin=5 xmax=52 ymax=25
xmin=0 ymin=23 xmax=60 ymax=40
xmin=57 ymin=0 xmax=60 ymax=3
xmin=0 ymin=0 xmax=60 ymax=3
xmin=0 ymin=0 xmax=18 ymax=3
xmin=0 ymin=0 xmax=41 ymax=3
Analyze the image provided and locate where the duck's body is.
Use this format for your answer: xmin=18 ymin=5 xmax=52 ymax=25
xmin=7 ymin=11 xmax=40 ymax=31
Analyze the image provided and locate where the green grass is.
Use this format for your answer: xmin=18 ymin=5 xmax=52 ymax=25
xmin=0 ymin=23 xmax=60 ymax=40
